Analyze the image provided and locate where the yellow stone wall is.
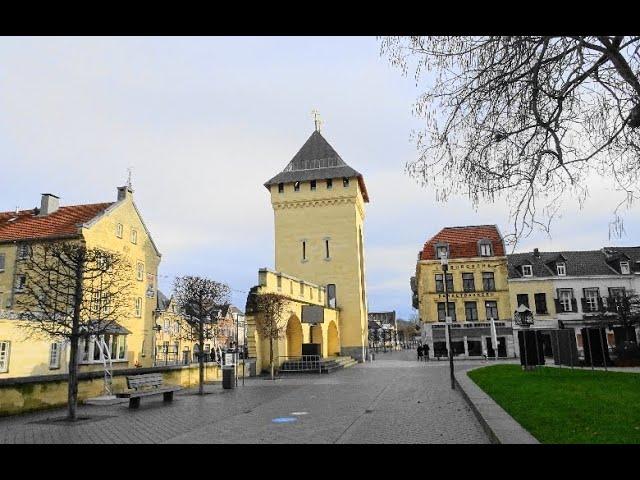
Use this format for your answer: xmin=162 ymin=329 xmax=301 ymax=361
xmin=269 ymin=178 xmax=367 ymax=359
xmin=416 ymin=257 xmax=511 ymax=324
xmin=0 ymin=363 xmax=222 ymax=417
xmin=0 ymin=188 xmax=161 ymax=379
xmin=246 ymin=269 xmax=340 ymax=373
xmin=508 ymin=278 xmax=557 ymax=319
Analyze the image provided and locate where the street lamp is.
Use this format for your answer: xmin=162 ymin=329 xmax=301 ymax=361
xmin=152 ymin=324 xmax=162 ymax=366
xmin=514 ymin=304 xmax=534 ymax=370
xmin=441 ymin=251 xmax=455 ymax=390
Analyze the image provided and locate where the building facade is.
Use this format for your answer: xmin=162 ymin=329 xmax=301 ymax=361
xmin=507 ymin=246 xmax=640 ymax=358
xmin=0 ymin=186 xmax=161 ymax=379
xmin=261 ymin=129 xmax=370 ymax=361
xmin=412 ymin=225 xmax=515 ymax=358
xmin=368 ymin=311 xmax=398 ymax=350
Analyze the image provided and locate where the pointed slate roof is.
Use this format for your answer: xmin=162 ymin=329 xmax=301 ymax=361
xmin=264 ymin=130 xmax=369 ymax=202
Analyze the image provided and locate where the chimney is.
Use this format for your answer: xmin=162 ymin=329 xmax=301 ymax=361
xmin=533 ymin=248 xmax=540 ymax=257
xmin=117 ymin=185 xmax=133 ymax=201
xmin=39 ymin=194 xmax=60 ymax=216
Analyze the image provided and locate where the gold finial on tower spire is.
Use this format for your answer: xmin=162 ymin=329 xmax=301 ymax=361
xmin=311 ymin=109 xmax=323 ymax=133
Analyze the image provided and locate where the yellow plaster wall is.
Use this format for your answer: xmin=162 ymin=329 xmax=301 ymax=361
xmin=416 ymin=257 xmax=511 ymax=324
xmin=269 ymin=177 xmax=368 ymax=357
xmin=80 ymin=192 xmax=161 ymax=368
xmin=0 ymin=363 xmax=222 ymax=417
xmin=507 ymin=278 xmax=557 ymax=319
xmin=246 ymin=269 xmax=340 ymax=373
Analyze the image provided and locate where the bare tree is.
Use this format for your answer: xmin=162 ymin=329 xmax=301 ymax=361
xmin=380 ymin=36 xmax=640 ymax=246
xmin=253 ymin=292 xmax=288 ymax=380
xmin=172 ymin=275 xmax=231 ymax=395
xmin=16 ymin=241 xmax=133 ymax=420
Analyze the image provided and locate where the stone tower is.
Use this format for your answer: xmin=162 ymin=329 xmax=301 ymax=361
xmin=264 ymin=130 xmax=370 ymax=361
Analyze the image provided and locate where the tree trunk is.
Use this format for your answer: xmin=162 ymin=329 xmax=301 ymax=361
xmin=68 ymin=248 xmax=85 ymax=421
xmin=269 ymin=337 xmax=274 ymax=380
xmin=67 ymin=334 xmax=79 ymax=421
xmin=198 ymin=322 xmax=204 ymax=395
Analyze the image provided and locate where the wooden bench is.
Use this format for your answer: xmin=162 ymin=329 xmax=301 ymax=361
xmin=115 ymin=373 xmax=183 ymax=409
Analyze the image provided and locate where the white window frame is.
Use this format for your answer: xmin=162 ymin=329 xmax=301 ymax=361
xmin=0 ymin=341 xmax=10 ymax=372
xmin=130 ymin=228 xmax=138 ymax=244
xmin=480 ymin=242 xmax=492 ymax=257
xmin=49 ymin=342 xmax=61 ymax=369
xmin=584 ymin=288 xmax=599 ymax=312
xmin=559 ymin=289 xmax=572 ymax=312
xmin=556 ymin=263 xmax=566 ymax=276
xmin=620 ymin=261 xmax=630 ymax=274
xmin=0 ymin=253 xmax=5 ymax=272
xmin=522 ymin=265 xmax=533 ymax=277
xmin=102 ymin=292 xmax=110 ymax=314
xmin=136 ymin=262 xmax=144 ymax=281
xmin=15 ymin=274 xmax=26 ymax=292
xmin=135 ymin=297 xmax=142 ymax=317
xmin=116 ymin=223 xmax=123 ymax=238
xmin=17 ymin=244 xmax=29 ymax=260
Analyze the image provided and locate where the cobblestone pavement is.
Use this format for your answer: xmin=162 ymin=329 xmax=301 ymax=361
xmin=0 ymin=350 xmax=498 ymax=444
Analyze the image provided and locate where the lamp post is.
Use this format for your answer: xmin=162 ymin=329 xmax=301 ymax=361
xmin=441 ymin=252 xmax=455 ymax=390
xmin=152 ymin=324 xmax=162 ymax=366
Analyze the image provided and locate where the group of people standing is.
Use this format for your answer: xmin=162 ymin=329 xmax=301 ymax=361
xmin=416 ymin=343 xmax=430 ymax=361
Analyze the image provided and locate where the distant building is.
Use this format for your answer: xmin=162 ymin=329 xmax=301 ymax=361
xmin=368 ymin=311 xmax=398 ymax=349
xmin=412 ymin=225 xmax=515 ymax=358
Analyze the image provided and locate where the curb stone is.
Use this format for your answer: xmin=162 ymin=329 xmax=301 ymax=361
xmin=455 ymin=366 xmax=539 ymax=444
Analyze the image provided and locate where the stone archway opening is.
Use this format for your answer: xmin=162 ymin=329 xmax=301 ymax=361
xmin=286 ymin=315 xmax=303 ymax=359
xmin=328 ymin=321 xmax=340 ymax=357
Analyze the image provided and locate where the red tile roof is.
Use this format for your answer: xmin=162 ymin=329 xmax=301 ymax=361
xmin=0 ymin=203 xmax=114 ymax=243
xmin=420 ymin=225 xmax=505 ymax=260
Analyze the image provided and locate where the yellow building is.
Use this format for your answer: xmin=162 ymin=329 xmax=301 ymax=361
xmin=412 ymin=225 xmax=515 ymax=358
xmin=261 ymin=128 xmax=370 ymax=361
xmin=245 ymin=269 xmax=342 ymax=373
xmin=0 ymin=186 xmax=161 ymax=379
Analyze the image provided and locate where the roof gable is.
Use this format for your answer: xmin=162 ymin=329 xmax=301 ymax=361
xmin=0 ymin=203 xmax=114 ymax=243
xmin=420 ymin=225 xmax=505 ymax=260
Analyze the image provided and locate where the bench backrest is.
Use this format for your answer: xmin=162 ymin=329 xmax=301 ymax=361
xmin=126 ymin=373 xmax=164 ymax=390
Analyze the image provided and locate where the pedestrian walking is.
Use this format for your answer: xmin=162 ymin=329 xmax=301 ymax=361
xmin=417 ymin=344 xmax=423 ymax=361
xmin=423 ymin=343 xmax=430 ymax=361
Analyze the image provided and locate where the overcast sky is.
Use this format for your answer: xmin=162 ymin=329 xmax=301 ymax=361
xmin=0 ymin=36 xmax=637 ymax=319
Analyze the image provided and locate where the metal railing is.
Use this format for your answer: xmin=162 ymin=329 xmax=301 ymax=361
xmin=278 ymin=355 xmax=321 ymax=373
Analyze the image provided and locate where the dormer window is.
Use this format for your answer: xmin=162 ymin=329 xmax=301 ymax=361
xmin=294 ymin=182 xmax=300 ymax=192
xmin=620 ymin=261 xmax=630 ymax=274
xmin=436 ymin=245 xmax=449 ymax=259
xmin=478 ymin=240 xmax=493 ymax=257
xmin=556 ymin=262 xmax=566 ymax=276
xmin=522 ymin=265 xmax=533 ymax=277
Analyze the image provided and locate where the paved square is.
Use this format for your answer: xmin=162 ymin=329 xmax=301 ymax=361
xmin=0 ymin=351 xmax=492 ymax=444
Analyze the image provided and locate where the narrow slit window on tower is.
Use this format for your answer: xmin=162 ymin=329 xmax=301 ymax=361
xmin=326 ymin=178 xmax=333 ymax=189
xmin=343 ymin=177 xmax=349 ymax=187
xmin=278 ymin=183 xmax=284 ymax=193
xmin=294 ymin=181 xmax=300 ymax=192
xmin=325 ymin=239 xmax=330 ymax=259
xmin=310 ymin=180 xmax=316 ymax=191
xmin=302 ymin=241 xmax=306 ymax=261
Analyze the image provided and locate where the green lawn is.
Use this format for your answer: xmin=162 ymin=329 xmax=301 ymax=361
xmin=467 ymin=365 xmax=640 ymax=444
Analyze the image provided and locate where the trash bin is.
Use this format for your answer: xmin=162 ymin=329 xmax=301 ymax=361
xmin=222 ymin=365 xmax=235 ymax=389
